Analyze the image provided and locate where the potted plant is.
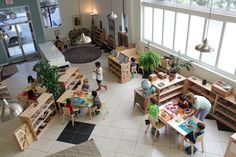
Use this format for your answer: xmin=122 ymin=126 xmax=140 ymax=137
xmin=34 ymin=59 xmax=62 ymax=100
xmin=139 ymin=49 xmax=161 ymax=78
xmin=168 ymin=54 xmax=193 ymax=79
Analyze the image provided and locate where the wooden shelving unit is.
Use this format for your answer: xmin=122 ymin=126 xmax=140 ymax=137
xmin=118 ymin=32 xmax=128 ymax=47
xmin=20 ymin=93 xmax=56 ymax=140
xmin=58 ymin=67 xmax=83 ymax=92
xmin=152 ymin=74 xmax=186 ymax=105
xmin=108 ymin=55 xmax=130 ymax=83
xmin=187 ymin=76 xmax=236 ymax=131
xmin=93 ymin=28 xmax=106 ymax=46
xmin=105 ymin=35 xmax=116 ymax=50
xmin=0 ymin=82 xmax=11 ymax=99
xmin=69 ymin=28 xmax=89 ymax=46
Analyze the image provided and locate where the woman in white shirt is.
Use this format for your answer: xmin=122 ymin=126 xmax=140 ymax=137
xmin=184 ymin=92 xmax=212 ymax=121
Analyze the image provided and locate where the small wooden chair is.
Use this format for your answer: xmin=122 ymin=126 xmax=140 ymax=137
xmin=62 ymin=107 xmax=75 ymax=126
xmin=145 ymin=115 xmax=167 ymax=141
xmin=92 ymin=102 xmax=108 ymax=117
xmin=187 ymin=133 xmax=205 ymax=156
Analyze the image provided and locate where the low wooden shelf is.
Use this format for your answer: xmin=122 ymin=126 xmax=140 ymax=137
xmin=20 ymin=93 xmax=56 ymax=140
xmin=58 ymin=66 xmax=83 ymax=92
xmin=118 ymin=32 xmax=128 ymax=47
xmin=93 ymin=28 xmax=106 ymax=46
xmin=108 ymin=55 xmax=130 ymax=83
xmin=0 ymin=82 xmax=11 ymax=99
xmin=187 ymin=76 xmax=236 ymax=131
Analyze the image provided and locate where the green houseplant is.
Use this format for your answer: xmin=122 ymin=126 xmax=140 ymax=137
xmin=35 ymin=59 xmax=62 ymax=100
xmin=139 ymin=49 xmax=161 ymax=78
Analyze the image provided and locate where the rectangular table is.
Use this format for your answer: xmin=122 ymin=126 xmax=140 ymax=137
xmin=158 ymin=102 xmax=200 ymax=150
xmin=56 ymin=90 xmax=93 ymax=119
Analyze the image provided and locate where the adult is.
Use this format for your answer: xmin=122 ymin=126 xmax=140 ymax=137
xmin=184 ymin=92 xmax=212 ymax=121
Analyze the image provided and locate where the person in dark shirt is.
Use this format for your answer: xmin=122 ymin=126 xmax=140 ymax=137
xmin=91 ymin=91 xmax=101 ymax=115
xmin=27 ymin=89 xmax=37 ymax=101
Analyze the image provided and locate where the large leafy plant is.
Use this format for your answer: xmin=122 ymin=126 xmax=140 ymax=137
xmin=139 ymin=50 xmax=161 ymax=73
xmin=168 ymin=54 xmax=193 ymax=74
xmin=36 ymin=59 xmax=62 ymax=99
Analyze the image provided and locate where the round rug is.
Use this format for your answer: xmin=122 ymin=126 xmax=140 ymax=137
xmin=63 ymin=45 xmax=102 ymax=63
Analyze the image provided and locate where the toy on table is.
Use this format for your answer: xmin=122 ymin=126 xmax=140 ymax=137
xmin=141 ymin=79 xmax=156 ymax=97
xmin=159 ymin=109 xmax=172 ymax=122
xmin=164 ymin=103 xmax=178 ymax=114
xmin=70 ymin=97 xmax=85 ymax=106
xmin=74 ymin=89 xmax=87 ymax=98
xmin=179 ymin=119 xmax=197 ymax=134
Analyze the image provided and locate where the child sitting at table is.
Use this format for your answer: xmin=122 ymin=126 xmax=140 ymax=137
xmin=27 ymin=89 xmax=37 ymax=101
xmin=185 ymin=122 xmax=205 ymax=143
xmin=81 ymin=78 xmax=90 ymax=92
xmin=66 ymin=98 xmax=79 ymax=115
xmin=91 ymin=91 xmax=101 ymax=115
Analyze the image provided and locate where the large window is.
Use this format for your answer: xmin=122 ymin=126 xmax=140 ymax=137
xmin=40 ymin=0 xmax=61 ymax=28
xmin=142 ymin=2 xmax=236 ymax=78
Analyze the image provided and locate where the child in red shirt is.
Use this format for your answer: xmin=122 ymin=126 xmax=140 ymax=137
xmin=66 ymin=98 xmax=79 ymax=115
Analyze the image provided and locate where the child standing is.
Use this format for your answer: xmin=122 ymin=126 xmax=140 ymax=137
xmin=94 ymin=62 xmax=107 ymax=91
xmin=81 ymin=78 xmax=90 ymax=92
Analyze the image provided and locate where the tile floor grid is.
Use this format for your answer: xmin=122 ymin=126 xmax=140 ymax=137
xmin=0 ymin=54 xmax=234 ymax=157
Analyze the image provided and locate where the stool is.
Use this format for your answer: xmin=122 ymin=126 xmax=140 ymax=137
xmin=224 ymin=133 xmax=236 ymax=157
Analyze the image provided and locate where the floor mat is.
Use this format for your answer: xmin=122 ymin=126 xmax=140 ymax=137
xmin=57 ymin=121 xmax=95 ymax=144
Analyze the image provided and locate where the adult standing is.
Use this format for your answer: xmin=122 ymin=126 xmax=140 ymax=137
xmin=184 ymin=92 xmax=212 ymax=121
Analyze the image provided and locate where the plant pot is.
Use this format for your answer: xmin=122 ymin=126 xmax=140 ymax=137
xmin=169 ymin=72 xmax=177 ymax=81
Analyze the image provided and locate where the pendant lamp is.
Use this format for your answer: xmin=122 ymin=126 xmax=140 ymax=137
xmin=76 ymin=33 xmax=91 ymax=44
xmin=0 ymin=98 xmax=23 ymax=123
xmin=107 ymin=0 xmax=117 ymax=19
xmin=195 ymin=0 xmax=214 ymax=53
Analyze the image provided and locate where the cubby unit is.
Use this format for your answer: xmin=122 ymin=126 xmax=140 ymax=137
xmin=108 ymin=55 xmax=130 ymax=83
xmin=187 ymin=76 xmax=236 ymax=131
xmin=58 ymin=67 xmax=83 ymax=92
xmin=118 ymin=32 xmax=128 ymax=47
xmin=93 ymin=28 xmax=106 ymax=46
xmin=152 ymin=74 xmax=186 ymax=105
xmin=0 ymin=82 xmax=11 ymax=99
xmin=104 ymin=35 xmax=116 ymax=50
xmin=20 ymin=93 xmax=56 ymax=140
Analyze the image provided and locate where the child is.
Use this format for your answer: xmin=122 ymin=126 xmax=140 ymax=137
xmin=91 ymin=91 xmax=101 ymax=115
xmin=185 ymin=122 xmax=205 ymax=143
xmin=94 ymin=62 xmax=107 ymax=91
xmin=149 ymin=98 xmax=159 ymax=121
xmin=177 ymin=96 xmax=189 ymax=109
xmin=27 ymin=89 xmax=37 ymax=101
xmin=27 ymin=75 xmax=35 ymax=85
xmin=81 ymin=78 xmax=90 ymax=92
xmin=66 ymin=98 xmax=79 ymax=115
xmin=54 ymin=36 xmax=63 ymax=51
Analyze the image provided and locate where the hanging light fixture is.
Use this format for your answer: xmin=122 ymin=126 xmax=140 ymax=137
xmin=76 ymin=33 xmax=91 ymax=44
xmin=0 ymin=98 xmax=23 ymax=123
xmin=107 ymin=0 xmax=117 ymax=19
xmin=195 ymin=0 xmax=214 ymax=53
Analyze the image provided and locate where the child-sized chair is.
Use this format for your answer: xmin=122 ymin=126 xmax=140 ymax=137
xmin=131 ymin=65 xmax=138 ymax=78
xmin=186 ymin=133 xmax=205 ymax=156
xmin=62 ymin=107 xmax=78 ymax=127
xmin=145 ymin=115 xmax=167 ymax=141
xmin=92 ymin=102 xmax=108 ymax=117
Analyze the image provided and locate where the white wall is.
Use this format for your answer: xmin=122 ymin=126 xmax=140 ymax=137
xmin=40 ymin=0 xmax=80 ymax=41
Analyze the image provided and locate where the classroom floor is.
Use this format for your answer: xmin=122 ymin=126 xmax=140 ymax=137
xmin=0 ymin=54 xmax=235 ymax=157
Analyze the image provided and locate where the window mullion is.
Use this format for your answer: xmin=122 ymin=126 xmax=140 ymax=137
xmin=152 ymin=8 xmax=154 ymax=42
xmin=172 ymin=12 xmax=177 ymax=51
xmin=200 ymin=17 xmax=208 ymax=61
xmin=185 ymin=15 xmax=191 ymax=55
xmin=161 ymin=10 xmax=165 ymax=46
xmin=215 ymin=22 xmax=226 ymax=68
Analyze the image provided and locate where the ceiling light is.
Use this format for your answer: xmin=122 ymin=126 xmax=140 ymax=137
xmin=76 ymin=33 xmax=91 ymax=44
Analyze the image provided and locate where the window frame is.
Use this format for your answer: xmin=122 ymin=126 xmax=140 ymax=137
xmin=141 ymin=1 xmax=236 ymax=80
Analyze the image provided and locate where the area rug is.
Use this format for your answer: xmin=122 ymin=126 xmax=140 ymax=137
xmin=57 ymin=121 xmax=95 ymax=144
xmin=47 ymin=139 xmax=101 ymax=157
xmin=0 ymin=64 xmax=18 ymax=81
xmin=63 ymin=44 xmax=102 ymax=64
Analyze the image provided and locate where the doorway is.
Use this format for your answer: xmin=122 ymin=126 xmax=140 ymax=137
xmin=0 ymin=6 xmax=38 ymax=62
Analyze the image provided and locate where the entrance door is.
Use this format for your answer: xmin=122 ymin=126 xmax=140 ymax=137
xmin=3 ymin=22 xmax=36 ymax=61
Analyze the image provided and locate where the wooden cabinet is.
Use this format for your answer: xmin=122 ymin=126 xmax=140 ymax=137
xmin=0 ymin=82 xmax=11 ymax=99
xmin=69 ymin=28 xmax=89 ymax=46
xmin=58 ymin=67 xmax=83 ymax=92
xmin=118 ymin=32 xmax=128 ymax=47
xmin=134 ymin=87 xmax=157 ymax=114
xmin=20 ymin=93 xmax=56 ymax=139
xmin=187 ymin=76 xmax=236 ymax=131
xmin=93 ymin=28 xmax=106 ymax=46
xmin=108 ymin=55 xmax=130 ymax=83
xmin=105 ymin=35 xmax=116 ymax=50
xmin=152 ymin=74 xmax=186 ymax=105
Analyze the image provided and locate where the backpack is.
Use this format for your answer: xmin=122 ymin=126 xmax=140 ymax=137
xmin=185 ymin=146 xmax=197 ymax=155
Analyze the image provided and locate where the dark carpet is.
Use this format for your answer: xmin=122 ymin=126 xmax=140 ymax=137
xmin=57 ymin=121 xmax=95 ymax=144
xmin=63 ymin=44 xmax=102 ymax=64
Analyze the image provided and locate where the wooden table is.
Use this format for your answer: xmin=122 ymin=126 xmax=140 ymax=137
xmin=56 ymin=90 xmax=93 ymax=119
xmin=16 ymin=85 xmax=46 ymax=107
xmin=158 ymin=102 xmax=200 ymax=150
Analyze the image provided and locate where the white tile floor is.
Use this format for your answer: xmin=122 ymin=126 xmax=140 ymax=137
xmin=0 ymin=54 xmax=235 ymax=157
